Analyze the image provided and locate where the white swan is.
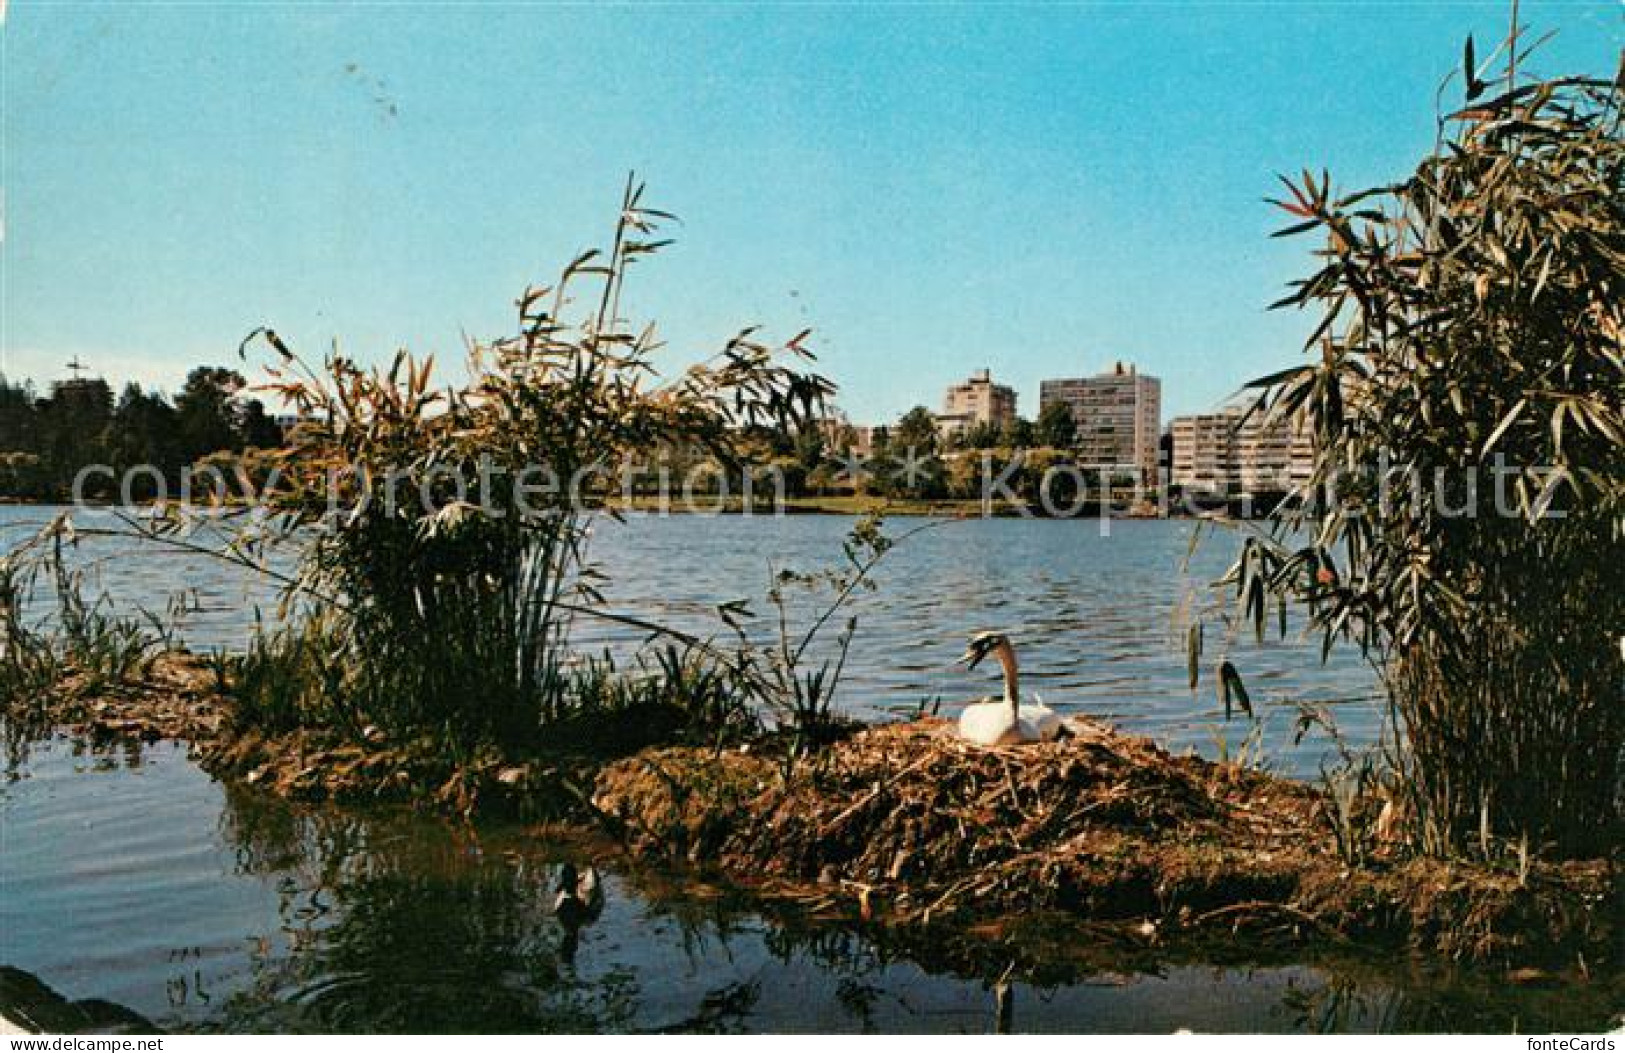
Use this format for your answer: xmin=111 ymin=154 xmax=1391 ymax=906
xmin=955 ymin=631 xmax=1063 ymax=745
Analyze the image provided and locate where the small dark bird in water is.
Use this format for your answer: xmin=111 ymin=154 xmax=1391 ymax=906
xmin=553 ymin=862 xmax=603 ymax=927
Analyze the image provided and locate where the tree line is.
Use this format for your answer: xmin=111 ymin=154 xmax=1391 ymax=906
xmin=647 ymin=400 xmax=1125 ymax=507
xmin=0 ymin=367 xmax=283 ymax=501
xmin=0 ymin=361 xmax=1099 ymax=508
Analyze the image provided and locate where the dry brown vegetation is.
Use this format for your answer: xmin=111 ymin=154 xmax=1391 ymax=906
xmin=596 ymin=719 xmax=1617 ymax=965
xmin=9 ymin=653 xmax=1619 ymax=970
xmin=1227 ymin=48 xmax=1624 ymax=856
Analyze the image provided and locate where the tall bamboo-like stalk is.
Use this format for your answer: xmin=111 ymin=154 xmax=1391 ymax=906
xmin=225 ymin=177 xmax=833 ymax=746
xmin=1225 ymin=31 xmax=1624 ymax=855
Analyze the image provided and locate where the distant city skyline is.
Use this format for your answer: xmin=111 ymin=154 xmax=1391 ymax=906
xmin=3 ymin=3 xmax=1619 ymax=421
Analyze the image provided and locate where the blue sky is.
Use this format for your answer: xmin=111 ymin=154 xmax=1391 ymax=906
xmin=2 ymin=2 xmax=1619 ymax=423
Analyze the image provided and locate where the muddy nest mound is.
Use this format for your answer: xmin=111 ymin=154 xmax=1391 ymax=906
xmin=596 ymin=719 xmax=1321 ymax=921
xmin=593 ymin=719 xmax=1619 ymax=964
xmin=15 ymin=659 xmax=1615 ymax=966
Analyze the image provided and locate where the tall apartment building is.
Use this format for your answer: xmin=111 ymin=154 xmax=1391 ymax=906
xmin=816 ymin=416 xmax=878 ymax=457
xmin=935 ymin=368 xmax=1017 ymax=442
xmin=1167 ymin=412 xmax=1237 ymax=492
xmin=1039 ymin=362 xmax=1162 ymax=485
xmin=1168 ymin=403 xmax=1313 ymax=494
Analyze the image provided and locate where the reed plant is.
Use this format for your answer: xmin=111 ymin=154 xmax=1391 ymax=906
xmin=722 ymin=515 xmax=939 ymax=761
xmin=543 ymin=644 xmax=761 ymax=752
xmin=1224 ymin=31 xmax=1623 ymax=855
xmin=0 ymin=519 xmax=170 ymax=707
xmin=220 ymin=176 xmax=831 ymax=751
xmin=0 ymin=550 xmax=58 ymax=704
xmin=224 ymin=608 xmax=352 ymax=736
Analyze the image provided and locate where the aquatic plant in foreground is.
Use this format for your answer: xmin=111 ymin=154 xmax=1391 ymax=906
xmin=216 ymin=177 xmax=832 ymax=749
xmin=1220 ymin=33 xmax=1624 ymax=856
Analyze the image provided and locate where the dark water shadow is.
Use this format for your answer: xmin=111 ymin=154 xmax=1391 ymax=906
xmin=2 ymin=734 xmax=1620 ymax=1034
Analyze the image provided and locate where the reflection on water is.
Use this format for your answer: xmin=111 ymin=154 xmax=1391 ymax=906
xmin=5 ymin=507 xmax=1615 ymax=1032
xmin=1 ymin=508 xmax=1380 ymax=778
xmin=3 ymin=737 xmax=1619 ymax=1033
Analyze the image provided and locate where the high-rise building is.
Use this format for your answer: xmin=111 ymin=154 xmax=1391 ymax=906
xmin=935 ymin=368 xmax=1017 ymax=442
xmin=1168 ymin=403 xmax=1313 ymax=495
xmin=1167 ymin=412 xmax=1237 ymax=492
xmin=1039 ymin=363 xmax=1161 ymax=485
xmin=812 ymin=413 xmax=879 ymax=457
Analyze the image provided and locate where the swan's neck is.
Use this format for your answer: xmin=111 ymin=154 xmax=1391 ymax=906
xmin=995 ymin=643 xmax=1020 ymax=718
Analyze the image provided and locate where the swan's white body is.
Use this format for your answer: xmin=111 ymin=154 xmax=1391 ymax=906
xmin=957 ymin=701 xmax=1043 ymax=747
xmin=955 ymin=634 xmax=1063 ymax=746
xmin=1024 ymin=693 xmax=1063 ymax=740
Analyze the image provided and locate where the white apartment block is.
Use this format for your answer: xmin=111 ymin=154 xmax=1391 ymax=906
xmin=935 ymin=368 xmax=1017 ymax=442
xmin=1039 ymin=362 xmax=1162 ymax=486
xmin=1168 ymin=403 xmax=1313 ymax=494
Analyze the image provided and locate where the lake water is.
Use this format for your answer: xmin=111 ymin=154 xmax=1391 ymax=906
xmin=1 ymin=507 xmax=1383 ymax=778
xmin=4 ymin=736 xmax=1620 ymax=1033
xmin=1 ymin=507 xmax=1620 ymax=1032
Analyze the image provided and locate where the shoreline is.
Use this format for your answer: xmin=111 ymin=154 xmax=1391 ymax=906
xmin=0 ymin=495 xmax=1237 ymax=521
xmin=7 ymin=651 xmax=1617 ymax=975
